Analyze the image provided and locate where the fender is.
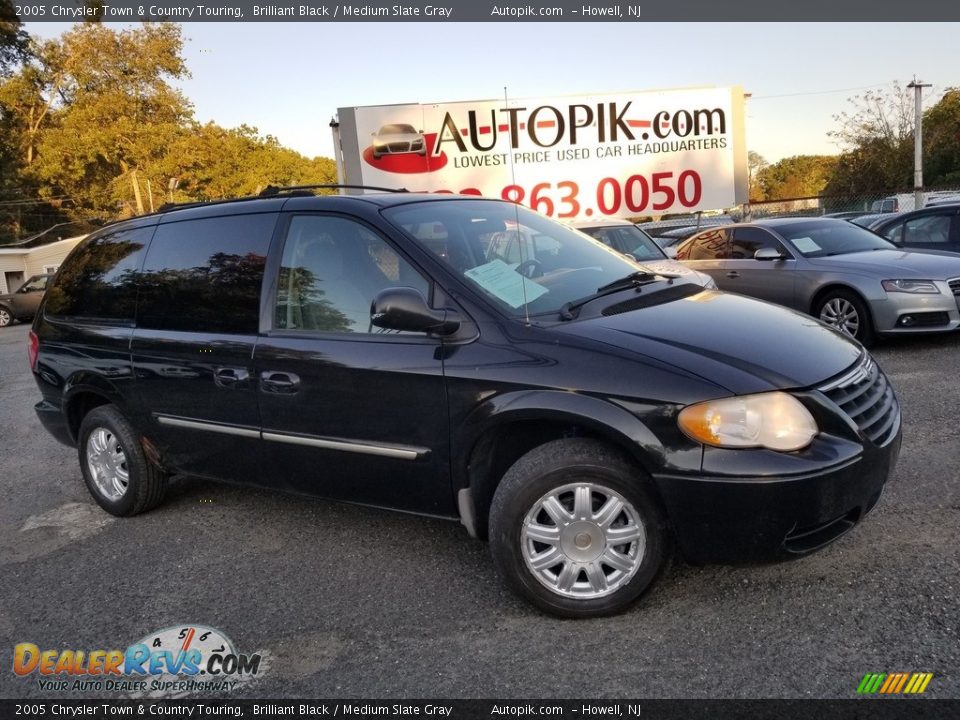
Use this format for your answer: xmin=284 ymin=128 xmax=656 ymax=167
xmin=61 ymin=372 xmax=133 ymax=442
xmin=452 ymin=388 xmax=670 ymax=493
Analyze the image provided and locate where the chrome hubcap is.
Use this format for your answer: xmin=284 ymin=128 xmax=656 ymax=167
xmin=521 ymin=482 xmax=646 ymax=599
xmin=0 ymin=309 xmax=9 ymax=326
xmin=85 ymin=427 xmax=129 ymax=501
xmin=820 ymin=298 xmax=860 ymax=337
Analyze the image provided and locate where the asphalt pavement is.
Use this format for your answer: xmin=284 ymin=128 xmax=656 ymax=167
xmin=1 ymin=321 xmax=957 ymax=699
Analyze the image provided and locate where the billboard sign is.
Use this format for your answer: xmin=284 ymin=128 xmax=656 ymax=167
xmin=335 ymin=87 xmax=747 ymax=219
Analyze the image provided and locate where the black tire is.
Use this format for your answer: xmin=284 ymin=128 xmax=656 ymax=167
xmin=78 ymin=405 xmax=168 ymax=517
xmin=815 ymin=289 xmax=875 ymax=347
xmin=489 ymin=438 xmax=670 ymax=618
xmin=0 ymin=306 xmax=12 ymax=327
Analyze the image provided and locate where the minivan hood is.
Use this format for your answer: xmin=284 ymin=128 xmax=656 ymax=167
xmin=554 ymin=289 xmax=861 ymax=395
xmin=808 ymin=248 xmax=960 ymax=277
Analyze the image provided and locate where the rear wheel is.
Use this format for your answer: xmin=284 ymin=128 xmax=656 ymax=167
xmin=489 ymin=438 xmax=669 ymax=618
xmin=0 ymin=306 xmax=11 ymax=327
xmin=816 ymin=289 xmax=874 ymax=346
xmin=78 ymin=405 xmax=168 ymax=516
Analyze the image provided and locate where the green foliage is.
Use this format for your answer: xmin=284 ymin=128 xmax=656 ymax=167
xmin=923 ymin=88 xmax=960 ymax=186
xmin=0 ymin=22 xmax=338 ymax=243
xmin=747 ymin=151 xmax=767 ymax=201
xmin=756 ymin=155 xmax=838 ymax=200
xmin=824 ymin=82 xmax=960 ymax=195
xmin=0 ymin=0 xmax=30 ymax=78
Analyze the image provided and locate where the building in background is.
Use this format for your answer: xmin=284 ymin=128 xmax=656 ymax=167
xmin=0 ymin=236 xmax=86 ymax=294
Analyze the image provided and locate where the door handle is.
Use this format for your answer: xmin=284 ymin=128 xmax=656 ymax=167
xmin=260 ymin=370 xmax=300 ymax=394
xmin=726 ymin=271 xmax=740 ymax=279
xmin=214 ymin=367 xmax=250 ymax=388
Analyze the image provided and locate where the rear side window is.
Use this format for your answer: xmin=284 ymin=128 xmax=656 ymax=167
xmin=44 ymin=226 xmax=153 ymax=321
xmin=677 ymin=228 xmax=729 ymax=260
xmin=138 ymin=214 xmax=275 ymax=334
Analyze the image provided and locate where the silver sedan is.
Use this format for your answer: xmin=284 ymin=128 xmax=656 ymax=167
xmin=676 ymin=218 xmax=960 ymax=345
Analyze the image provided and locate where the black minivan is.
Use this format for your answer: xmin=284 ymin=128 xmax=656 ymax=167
xmin=31 ymin=190 xmax=902 ymax=617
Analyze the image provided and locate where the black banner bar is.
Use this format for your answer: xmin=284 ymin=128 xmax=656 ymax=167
xmin=12 ymin=0 xmax=960 ymax=22
xmin=1 ymin=699 xmax=957 ymax=720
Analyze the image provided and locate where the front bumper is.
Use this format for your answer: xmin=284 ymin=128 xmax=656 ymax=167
xmin=653 ymin=427 xmax=902 ymax=564
xmin=872 ymin=281 xmax=960 ymax=334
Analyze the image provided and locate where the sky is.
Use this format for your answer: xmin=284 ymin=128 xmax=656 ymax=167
xmin=25 ymin=22 xmax=958 ymax=163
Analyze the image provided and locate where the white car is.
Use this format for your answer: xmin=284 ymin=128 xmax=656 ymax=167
xmin=570 ymin=219 xmax=716 ymax=288
xmin=371 ymin=123 xmax=427 ymax=159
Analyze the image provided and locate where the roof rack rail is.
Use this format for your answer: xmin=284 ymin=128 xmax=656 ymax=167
xmin=258 ymin=184 xmax=408 ymax=197
xmin=157 ymin=200 xmax=211 ymax=213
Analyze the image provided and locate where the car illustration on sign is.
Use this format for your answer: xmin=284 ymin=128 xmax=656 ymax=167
xmin=371 ymin=123 xmax=427 ymax=159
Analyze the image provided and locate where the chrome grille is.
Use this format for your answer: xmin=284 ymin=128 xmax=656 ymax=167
xmin=949 ymin=277 xmax=960 ymax=308
xmin=818 ymin=355 xmax=899 ymax=446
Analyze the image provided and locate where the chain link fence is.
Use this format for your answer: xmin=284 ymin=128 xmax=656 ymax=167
xmin=635 ymin=185 xmax=960 ymax=251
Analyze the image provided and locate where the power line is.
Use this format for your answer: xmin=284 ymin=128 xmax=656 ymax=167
xmin=750 ymin=83 xmax=894 ymax=100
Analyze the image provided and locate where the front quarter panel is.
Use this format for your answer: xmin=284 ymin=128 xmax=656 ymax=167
xmin=445 ymin=318 xmax=726 ymax=490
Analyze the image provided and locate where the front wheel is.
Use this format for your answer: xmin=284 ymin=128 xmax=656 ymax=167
xmin=0 ymin=306 xmax=11 ymax=327
xmin=816 ymin=289 xmax=874 ymax=346
xmin=78 ymin=405 xmax=168 ymax=517
xmin=489 ymin=439 xmax=669 ymax=618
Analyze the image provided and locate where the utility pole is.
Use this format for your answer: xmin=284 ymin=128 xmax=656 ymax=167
xmin=908 ymin=77 xmax=932 ymax=210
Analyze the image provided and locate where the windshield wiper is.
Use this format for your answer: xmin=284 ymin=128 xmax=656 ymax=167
xmin=559 ymin=271 xmax=675 ymax=321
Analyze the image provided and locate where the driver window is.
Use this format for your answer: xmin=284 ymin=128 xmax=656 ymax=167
xmin=20 ymin=276 xmax=48 ymax=292
xmin=903 ymin=215 xmax=950 ymax=244
xmin=730 ymin=227 xmax=784 ymax=259
xmin=275 ymin=216 xmax=429 ymax=334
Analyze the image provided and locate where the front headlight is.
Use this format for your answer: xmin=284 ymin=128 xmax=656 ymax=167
xmin=678 ymin=391 xmax=818 ymax=452
xmin=881 ymin=279 xmax=941 ymax=294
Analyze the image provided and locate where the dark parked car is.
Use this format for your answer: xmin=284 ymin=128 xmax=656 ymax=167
xmin=870 ymin=203 xmax=960 ymax=254
xmin=676 ymin=219 xmax=960 ymax=345
xmin=0 ymin=273 xmax=52 ymax=327
xmin=849 ymin=213 xmax=897 ymax=229
xmin=31 ymin=190 xmax=901 ymax=618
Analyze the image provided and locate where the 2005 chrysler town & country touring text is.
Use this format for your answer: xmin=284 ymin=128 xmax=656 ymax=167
xmin=30 ymin=189 xmax=902 ymax=617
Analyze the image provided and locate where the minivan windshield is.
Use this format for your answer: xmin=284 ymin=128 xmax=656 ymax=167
xmin=773 ymin=220 xmax=897 ymax=258
xmin=383 ymin=200 xmax=648 ymax=317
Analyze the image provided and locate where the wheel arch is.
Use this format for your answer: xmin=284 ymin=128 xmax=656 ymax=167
xmin=453 ymin=390 xmax=668 ymax=540
xmin=810 ymin=282 xmax=873 ymax=317
xmin=62 ymin=374 xmax=129 ymax=444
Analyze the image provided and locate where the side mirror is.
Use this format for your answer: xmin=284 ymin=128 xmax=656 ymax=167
xmin=371 ymin=287 xmax=460 ymax=336
xmin=754 ymin=248 xmax=785 ymax=261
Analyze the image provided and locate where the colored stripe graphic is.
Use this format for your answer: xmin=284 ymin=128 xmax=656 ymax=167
xmin=858 ymin=672 xmax=932 ymax=694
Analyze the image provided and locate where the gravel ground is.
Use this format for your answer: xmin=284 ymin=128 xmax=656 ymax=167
xmin=0 ymin=321 xmax=957 ymax=699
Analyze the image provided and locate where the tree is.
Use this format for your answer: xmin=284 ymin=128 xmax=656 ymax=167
xmin=0 ymin=0 xmax=30 ymax=78
xmin=824 ymin=82 xmax=921 ymax=195
xmin=747 ymin=151 xmax=768 ymax=201
xmin=0 ymin=0 xmax=32 ymax=241
xmin=11 ymin=23 xmax=192 ymax=216
xmin=0 ymin=21 xmax=340 ymax=241
xmin=756 ymin=155 xmax=838 ymax=200
xmin=922 ymin=88 xmax=960 ymax=186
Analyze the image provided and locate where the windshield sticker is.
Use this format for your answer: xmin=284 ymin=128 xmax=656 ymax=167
xmin=464 ymin=258 xmax=548 ymax=308
xmin=792 ymin=237 xmax=822 ymax=254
